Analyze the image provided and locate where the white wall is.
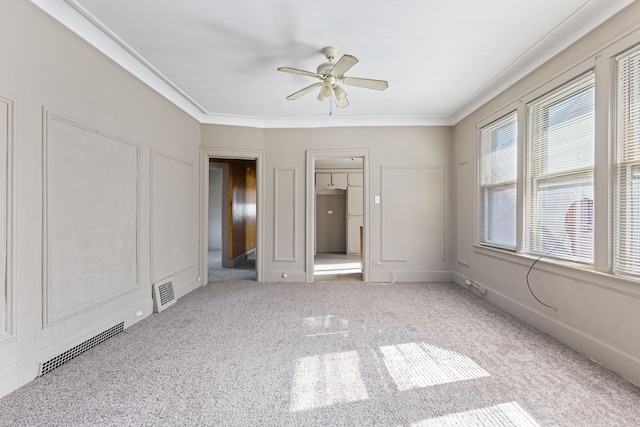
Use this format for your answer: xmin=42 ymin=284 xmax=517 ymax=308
xmin=452 ymin=2 xmax=640 ymax=386
xmin=0 ymin=0 xmax=201 ymax=397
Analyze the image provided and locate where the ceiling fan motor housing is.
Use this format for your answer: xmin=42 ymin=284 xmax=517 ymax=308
xmin=317 ymin=62 xmax=337 ymax=77
xmin=320 ymin=46 xmax=338 ymax=60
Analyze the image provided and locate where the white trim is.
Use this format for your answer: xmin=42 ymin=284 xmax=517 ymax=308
xmin=201 ymin=114 xmax=454 ymax=128
xmin=451 ymin=0 xmax=635 ymax=124
xmin=0 ymin=94 xmax=16 ymax=345
xmin=32 ymin=0 xmax=632 ymax=128
xmin=30 ymin=0 xmax=206 ymax=122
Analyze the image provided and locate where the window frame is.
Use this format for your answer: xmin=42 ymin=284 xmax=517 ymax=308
xmin=478 ymin=111 xmax=518 ymax=250
xmin=614 ymin=44 xmax=640 ymax=279
xmin=525 ymin=71 xmax=596 ymax=264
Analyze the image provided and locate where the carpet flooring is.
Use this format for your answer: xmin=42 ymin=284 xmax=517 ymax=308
xmin=207 ymin=249 xmax=256 ymax=282
xmin=0 ymin=280 xmax=638 ymax=426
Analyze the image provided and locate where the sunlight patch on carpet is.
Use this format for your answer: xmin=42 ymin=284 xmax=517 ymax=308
xmin=289 ymin=350 xmax=369 ymax=412
xmin=380 ymin=342 xmax=489 ymax=390
xmin=411 ymin=401 xmax=540 ymax=426
xmin=303 ymin=315 xmax=349 ymax=337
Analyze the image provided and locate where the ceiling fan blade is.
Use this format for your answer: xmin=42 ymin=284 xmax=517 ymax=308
xmin=286 ymin=82 xmax=322 ymax=100
xmin=277 ymin=67 xmax=320 ymax=78
xmin=342 ymin=77 xmax=389 ymax=91
xmin=331 ymin=54 xmax=359 ymax=76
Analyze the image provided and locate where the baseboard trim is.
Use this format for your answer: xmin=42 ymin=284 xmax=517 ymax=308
xmin=451 ymin=272 xmax=640 ymax=387
xmin=369 ymin=269 xmax=453 ymax=283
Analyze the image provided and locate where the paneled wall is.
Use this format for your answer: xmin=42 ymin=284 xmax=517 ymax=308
xmin=151 ymin=151 xmax=196 ymax=282
xmin=0 ymin=1 xmax=201 ymax=397
xmin=381 ymin=166 xmax=445 ymax=274
xmin=0 ymin=95 xmax=14 ymax=343
xmin=43 ymin=112 xmax=139 ymax=325
xmin=274 ymin=168 xmax=297 ymax=262
xmin=201 ymin=125 xmax=453 ymax=282
xmin=452 ymin=2 xmax=640 ymax=386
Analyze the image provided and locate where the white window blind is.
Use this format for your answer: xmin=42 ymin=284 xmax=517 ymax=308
xmin=480 ymin=112 xmax=517 ymax=249
xmin=614 ymin=46 xmax=640 ymax=278
xmin=526 ymin=72 xmax=595 ymax=263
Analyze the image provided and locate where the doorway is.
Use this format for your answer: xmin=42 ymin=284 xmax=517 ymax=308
xmin=208 ymin=159 xmax=256 ymax=282
xmin=306 ymin=150 xmax=370 ymax=282
xmin=202 ymin=148 xmax=263 ymax=283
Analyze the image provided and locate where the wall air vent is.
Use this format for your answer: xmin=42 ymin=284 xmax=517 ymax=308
xmin=38 ymin=322 xmax=124 ymax=377
xmin=153 ymin=277 xmax=177 ymax=313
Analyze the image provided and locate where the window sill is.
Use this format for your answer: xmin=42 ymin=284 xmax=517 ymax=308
xmin=472 ymin=244 xmax=640 ymax=298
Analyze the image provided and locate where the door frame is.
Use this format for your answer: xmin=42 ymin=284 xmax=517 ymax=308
xmin=200 ymin=147 xmax=264 ymax=282
xmin=306 ymin=149 xmax=370 ymax=282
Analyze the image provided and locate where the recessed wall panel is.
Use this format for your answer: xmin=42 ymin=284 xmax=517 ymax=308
xmin=274 ymin=168 xmax=296 ymax=262
xmin=458 ymin=161 xmax=470 ymax=266
xmin=152 ymin=152 xmax=195 ymax=280
xmin=0 ymin=96 xmax=13 ymax=340
xmin=44 ymin=112 xmax=139 ymax=324
xmin=381 ymin=166 xmax=444 ymax=265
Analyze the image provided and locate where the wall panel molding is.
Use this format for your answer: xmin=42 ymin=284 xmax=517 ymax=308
xmin=380 ymin=165 xmax=445 ymax=264
xmin=42 ymin=110 xmax=140 ymax=326
xmin=0 ymin=95 xmax=16 ymax=344
xmin=457 ymin=161 xmax=470 ymax=267
xmin=273 ymin=168 xmax=297 ymax=262
xmin=150 ymin=150 xmax=196 ymax=282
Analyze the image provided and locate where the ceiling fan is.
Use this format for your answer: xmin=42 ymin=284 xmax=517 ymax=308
xmin=277 ymin=46 xmax=388 ymax=110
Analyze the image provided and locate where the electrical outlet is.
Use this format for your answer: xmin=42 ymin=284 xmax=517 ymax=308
xmin=282 ymin=272 xmax=288 ymax=278
xmin=135 ymin=309 xmax=143 ymax=317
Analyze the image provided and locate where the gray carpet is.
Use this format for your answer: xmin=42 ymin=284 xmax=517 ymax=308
xmin=208 ymin=249 xmax=256 ymax=282
xmin=1 ymin=281 xmax=639 ymax=426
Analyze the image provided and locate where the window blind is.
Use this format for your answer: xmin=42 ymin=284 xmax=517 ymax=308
xmin=614 ymin=46 xmax=640 ymax=278
xmin=480 ymin=112 xmax=517 ymax=249
xmin=527 ymin=72 xmax=595 ymax=262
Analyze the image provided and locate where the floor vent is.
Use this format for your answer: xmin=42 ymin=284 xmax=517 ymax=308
xmin=153 ymin=277 xmax=177 ymax=312
xmin=38 ymin=322 xmax=124 ymax=377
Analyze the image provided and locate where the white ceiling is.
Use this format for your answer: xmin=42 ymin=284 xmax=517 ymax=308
xmin=32 ymin=0 xmax=633 ymax=128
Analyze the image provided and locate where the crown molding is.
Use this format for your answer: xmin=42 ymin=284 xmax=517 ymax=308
xmin=200 ymin=114 xmax=453 ymax=128
xmin=451 ymin=0 xmax=634 ymax=124
xmin=31 ymin=0 xmax=207 ymax=122
xmin=31 ymin=1 xmax=451 ymax=128
xmin=30 ymin=0 xmax=634 ymax=129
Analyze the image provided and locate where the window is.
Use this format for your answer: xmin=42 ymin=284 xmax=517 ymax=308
xmin=614 ymin=46 xmax=640 ymax=278
xmin=480 ymin=112 xmax=517 ymax=249
xmin=526 ymin=72 xmax=595 ymax=263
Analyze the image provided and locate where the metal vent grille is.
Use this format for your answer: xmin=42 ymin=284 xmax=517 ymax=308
xmin=153 ymin=277 xmax=177 ymax=312
xmin=39 ymin=322 xmax=124 ymax=377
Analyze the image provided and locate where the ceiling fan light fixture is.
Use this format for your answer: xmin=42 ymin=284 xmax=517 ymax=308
xmin=320 ymin=81 xmax=333 ymax=97
xmin=317 ymin=92 xmax=330 ymax=103
xmin=333 ymin=84 xmax=347 ymax=101
xmin=278 ymin=47 xmax=387 ymax=110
